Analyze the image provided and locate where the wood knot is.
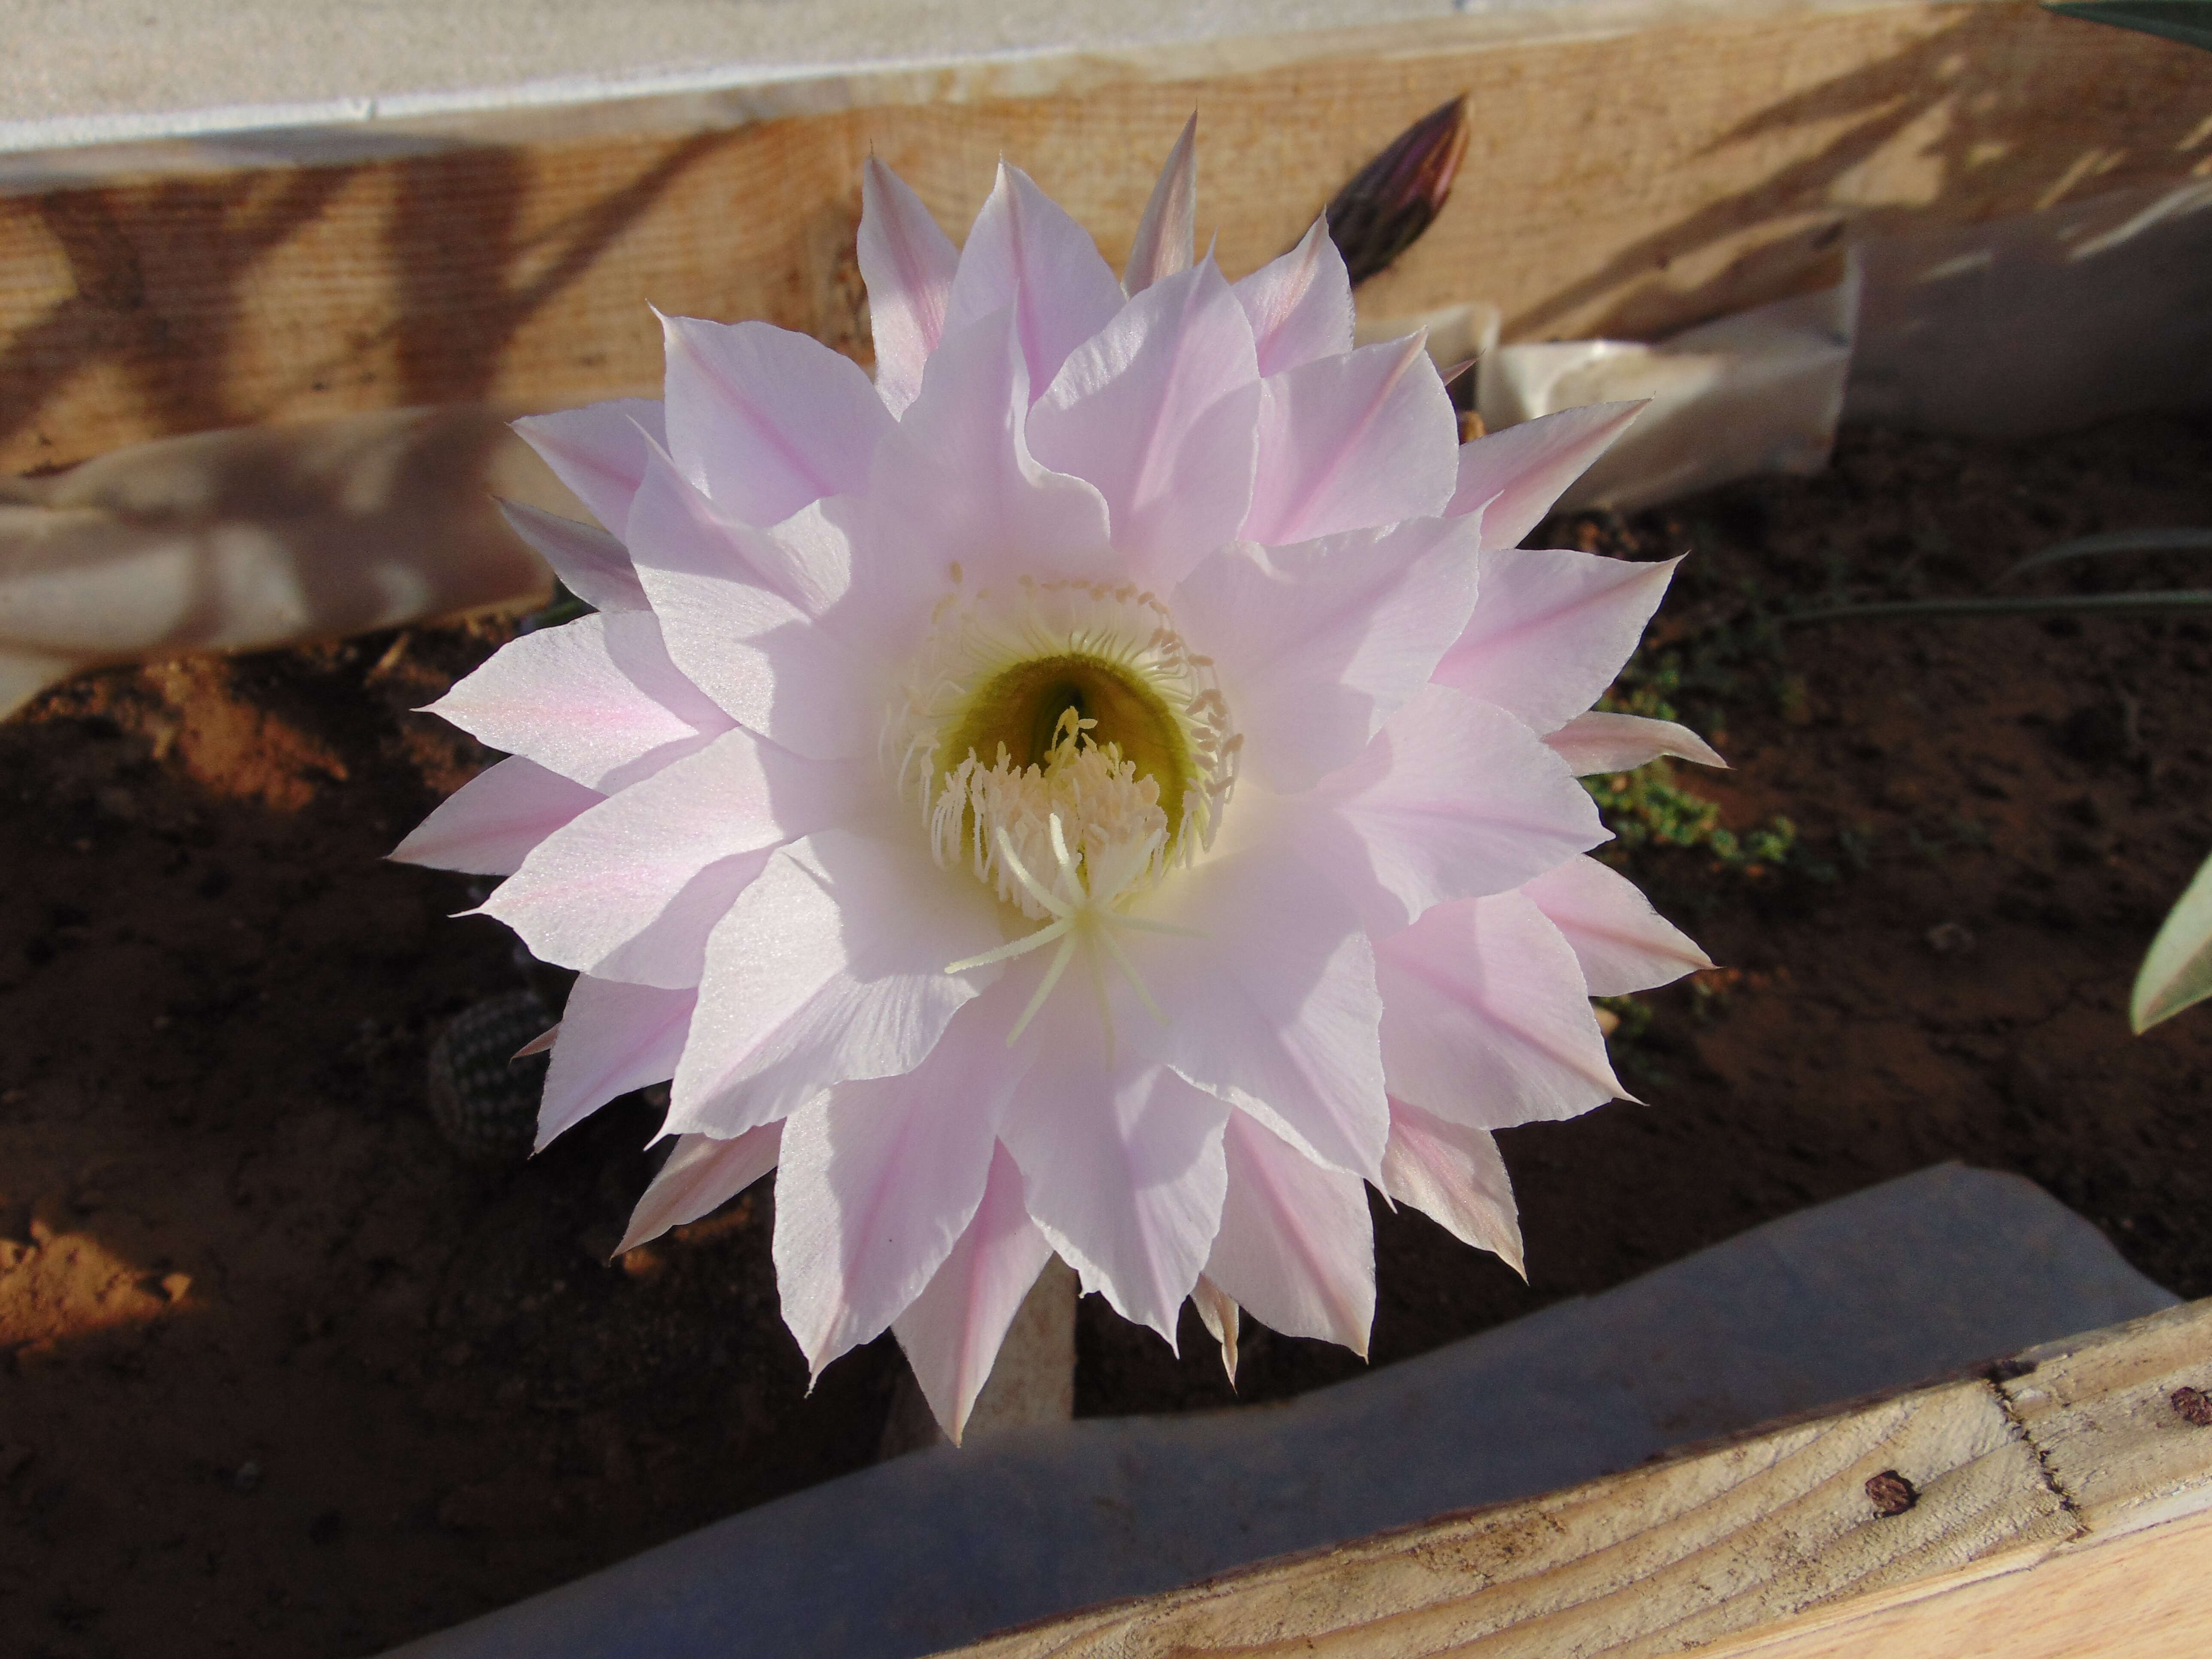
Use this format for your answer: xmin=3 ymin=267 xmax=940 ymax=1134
xmin=2170 ymin=1385 xmax=2212 ymax=1428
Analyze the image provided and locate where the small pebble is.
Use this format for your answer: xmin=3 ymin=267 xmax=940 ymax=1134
xmin=1924 ymin=921 xmax=1975 ymax=956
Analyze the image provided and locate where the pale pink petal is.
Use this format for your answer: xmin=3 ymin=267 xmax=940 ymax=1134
xmin=480 ymin=729 xmax=865 ymax=988
xmin=942 ymin=163 xmax=1126 ymax=397
xmin=1123 ymin=115 xmax=1196 ymax=296
xmin=660 ymin=313 xmax=893 ymax=526
xmin=1375 ymin=890 xmax=1625 ymax=1131
xmin=1545 ymin=710 xmax=1726 ymax=775
xmin=1242 ymin=334 xmax=1456 ymax=546
xmin=1173 ymin=515 xmax=1480 ymax=791
xmin=1123 ymin=845 xmax=1389 ymax=1182
xmin=497 ymin=500 xmax=647 ymax=613
xmin=539 ymin=977 xmax=696 ymax=1148
xmin=1205 ymin=1111 xmax=1374 ymax=1355
xmin=1446 ymin=401 xmax=1645 ymax=546
xmin=1380 ymin=1098 xmax=1523 ymax=1276
xmin=859 ymin=157 xmax=960 ymax=418
xmin=590 ymin=853 xmax=776 ymax=990
xmin=772 ymin=977 xmax=1029 ymax=1377
xmin=617 ymin=1123 xmax=783 ymax=1254
xmin=1522 ymin=854 xmax=1712 ymax=997
xmin=665 ymin=829 xmax=1003 ymax=1138
xmin=892 ymin=1143 xmax=1054 ymax=1443
xmin=1028 ymin=261 xmax=1259 ymax=586
xmin=858 ymin=307 xmax=1116 ymax=612
xmin=1231 ymin=218 xmax=1354 ymax=378
xmin=512 ymin=398 xmax=666 ymax=537
xmin=390 ymin=756 xmax=601 ymax=875
xmin=423 ymin=611 xmax=729 ymax=791
xmin=1432 ymin=548 xmax=1682 ymax=736
xmin=1285 ymin=685 xmax=1607 ymax=934
xmin=626 ymin=450 xmax=876 ymax=760
xmin=1191 ymin=1276 xmax=1240 ymax=1383
xmin=1004 ymin=992 xmax=1229 ymax=1344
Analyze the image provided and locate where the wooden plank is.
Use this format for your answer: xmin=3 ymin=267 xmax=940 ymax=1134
xmin=938 ymin=1298 xmax=2212 ymax=1659
xmin=3 ymin=0 xmax=2208 ymax=474
xmin=1691 ymin=1505 xmax=2212 ymax=1659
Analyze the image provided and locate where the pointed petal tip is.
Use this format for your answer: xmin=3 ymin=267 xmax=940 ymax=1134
xmin=511 ymin=1024 xmax=559 ymax=1060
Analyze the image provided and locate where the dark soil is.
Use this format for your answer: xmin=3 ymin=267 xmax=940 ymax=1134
xmin=5 ymin=413 xmax=2212 ymax=1659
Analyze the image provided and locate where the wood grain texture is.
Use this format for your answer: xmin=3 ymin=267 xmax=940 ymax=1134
xmin=939 ymin=1299 xmax=2212 ymax=1659
xmin=2 ymin=0 xmax=2207 ymax=474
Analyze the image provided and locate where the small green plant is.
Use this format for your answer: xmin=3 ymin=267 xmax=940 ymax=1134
xmin=1584 ymin=665 xmax=1810 ymax=880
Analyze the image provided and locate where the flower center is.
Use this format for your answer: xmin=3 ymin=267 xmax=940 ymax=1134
xmin=894 ymin=576 xmax=1237 ymax=923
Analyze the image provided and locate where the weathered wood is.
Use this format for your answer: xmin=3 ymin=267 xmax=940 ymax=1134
xmin=939 ymin=1298 xmax=2212 ymax=1659
xmin=3 ymin=0 xmax=2208 ymax=474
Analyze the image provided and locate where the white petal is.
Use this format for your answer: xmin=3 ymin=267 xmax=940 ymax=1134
xmin=539 ymin=978 xmax=696 ymax=1148
xmin=626 ymin=450 xmax=875 ymax=760
xmin=1545 ymin=709 xmax=1726 ymax=775
xmin=1123 ymin=115 xmax=1197 ymax=296
xmin=1287 ymin=685 xmax=1607 ymax=935
xmin=666 ymin=830 xmax=1003 ymax=1138
xmin=1124 ymin=845 xmax=1390 ymax=1182
xmin=943 ymin=163 xmax=1126 ymax=397
xmin=772 ymin=978 xmax=1028 ymax=1377
xmin=512 ymin=399 xmax=666 ymax=537
xmin=859 ymin=157 xmax=960 ymax=418
xmin=1205 ymin=1111 xmax=1374 ymax=1355
xmin=617 ymin=1123 xmax=783 ymax=1254
xmin=1029 ymin=261 xmax=1259 ymax=587
xmin=390 ymin=756 xmax=600 ymax=876
xmin=481 ymin=729 xmax=864 ymax=988
xmin=1379 ymin=1099 xmax=1523 ymax=1276
xmin=497 ymin=500 xmax=647 ymax=613
xmin=892 ymin=1143 xmax=1054 ymax=1444
xmin=1447 ymin=401 xmax=1645 ymax=547
xmin=424 ymin=611 xmax=729 ymax=792
xmin=1174 ymin=515 xmax=1480 ymax=792
xmin=860 ymin=307 xmax=1116 ymax=615
xmin=1004 ymin=996 xmax=1229 ymax=1345
xmin=1242 ymin=334 xmax=1457 ymax=546
xmin=1231 ymin=218 xmax=1354 ymax=377
xmin=1433 ymin=548 xmax=1680 ymax=737
xmin=1375 ymin=890 xmax=1625 ymax=1131
xmin=1522 ymin=854 xmax=1712 ymax=997
xmin=661 ymin=313 xmax=892 ymax=526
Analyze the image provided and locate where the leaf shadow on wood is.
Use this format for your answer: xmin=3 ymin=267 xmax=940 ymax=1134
xmin=0 ymin=169 xmax=359 ymax=461
xmin=1504 ymin=8 xmax=2212 ymax=342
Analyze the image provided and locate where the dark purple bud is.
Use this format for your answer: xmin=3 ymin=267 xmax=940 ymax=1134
xmin=1324 ymin=94 xmax=1471 ymax=287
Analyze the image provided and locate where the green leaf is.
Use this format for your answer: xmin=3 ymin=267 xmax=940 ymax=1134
xmin=1999 ymin=526 xmax=2212 ymax=584
xmin=2045 ymin=0 xmax=2212 ymax=52
xmin=2134 ymin=850 xmax=2212 ymax=1030
xmin=1786 ymin=589 xmax=2212 ymax=624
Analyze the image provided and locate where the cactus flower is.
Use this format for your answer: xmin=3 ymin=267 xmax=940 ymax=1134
xmin=396 ymin=130 xmax=1716 ymax=1439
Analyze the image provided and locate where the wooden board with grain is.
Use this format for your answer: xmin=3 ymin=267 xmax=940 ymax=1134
xmin=3 ymin=0 xmax=2209 ymax=474
xmin=935 ymin=1298 xmax=2212 ymax=1659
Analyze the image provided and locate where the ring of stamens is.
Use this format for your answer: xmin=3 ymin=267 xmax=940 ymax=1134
xmin=893 ymin=576 xmax=1238 ymax=920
